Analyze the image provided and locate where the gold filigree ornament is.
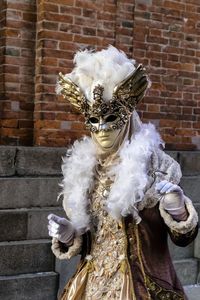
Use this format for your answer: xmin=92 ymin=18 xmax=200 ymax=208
xmin=58 ymin=64 xmax=150 ymax=132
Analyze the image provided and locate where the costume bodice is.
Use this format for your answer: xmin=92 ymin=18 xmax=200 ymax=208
xmin=84 ymin=163 xmax=128 ymax=299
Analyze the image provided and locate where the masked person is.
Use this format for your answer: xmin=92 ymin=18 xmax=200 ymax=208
xmin=47 ymin=46 xmax=198 ymax=300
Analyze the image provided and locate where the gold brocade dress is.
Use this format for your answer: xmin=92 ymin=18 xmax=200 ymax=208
xmin=60 ymin=162 xmax=136 ymax=300
xmin=82 ymin=164 xmax=135 ymax=300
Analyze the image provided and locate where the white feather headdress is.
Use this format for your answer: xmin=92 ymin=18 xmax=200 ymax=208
xmin=67 ymin=45 xmax=136 ymax=102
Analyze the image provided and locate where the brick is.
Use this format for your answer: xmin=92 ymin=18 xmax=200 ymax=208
xmin=42 ymin=3 xmax=59 ymax=13
xmin=18 ymin=120 xmax=34 ymax=129
xmin=38 ymin=30 xmax=73 ymax=41
xmin=5 ymin=47 xmax=20 ymax=56
xmin=147 ymin=104 xmax=160 ymax=112
xmin=160 ymin=120 xmax=180 ymax=128
xmin=42 ymin=21 xmax=59 ymax=31
xmin=23 ymin=12 xmax=36 ymax=22
xmin=1 ymin=0 xmax=199 ymax=151
xmin=83 ymin=27 xmax=97 ymax=36
xmin=73 ymin=34 xmax=98 ymax=44
xmin=147 ymin=36 xmax=168 ymax=45
xmin=1 ymin=120 xmax=18 ymax=128
xmin=75 ymin=0 xmax=96 ymax=9
xmin=6 ymin=2 xmax=36 ymax=12
xmin=75 ymin=16 xmax=97 ymax=27
xmin=44 ymin=12 xmax=73 ymax=24
xmin=6 ymin=10 xmax=22 ymax=21
xmin=48 ymin=0 xmax=74 ymax=5
xmin=42 ymin=57 xmax=58 ymax=66
xmin=60 ymin=6 xmax=81 ymax=15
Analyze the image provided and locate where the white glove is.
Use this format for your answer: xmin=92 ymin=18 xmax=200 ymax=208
xmin=155 ymin=180 xmax=186 ymax=215
xmin=48 ymin=213 xmax=75 ymax=245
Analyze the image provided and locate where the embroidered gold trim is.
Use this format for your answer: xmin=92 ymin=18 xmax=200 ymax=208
xmin=122 ymin=219 xmax=137 ymax=300
xmin=126 ymin=222 xmax=151 ymax=299
xmin=135 ymin=226 xmax=151 ymax=299
xmin=170 ymin=226 xmax=196 ymax=240
xmin=58 ymin=64 xmax=149 ymax=132
xmin=146 ymin=275 xmax=184 ymax=300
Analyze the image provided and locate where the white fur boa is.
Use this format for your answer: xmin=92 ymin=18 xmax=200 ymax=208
xmin=107 ymin=123 xmax=163 ymax=222
xmin=59 ymin=124 xmax=167 ymax=232
xmin=59 ymin=137 xmax=96 ymax=232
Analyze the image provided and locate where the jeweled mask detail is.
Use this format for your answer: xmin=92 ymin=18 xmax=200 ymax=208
xmin=58 ymin=64 xmax=150 ymax=132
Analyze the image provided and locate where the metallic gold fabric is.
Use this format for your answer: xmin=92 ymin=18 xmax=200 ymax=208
xmin=60 ymin=262 xmax=88 ymax=300
xmin=60 ymin=157 xmax=192 ymax=300
xmin=119 ymin=257 xmax=137 ymax=300
xmin=84 ymin=177 xmax=128 ymax=299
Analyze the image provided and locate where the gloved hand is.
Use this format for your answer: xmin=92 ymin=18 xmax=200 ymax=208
xmin=48 ymin=214 xmax=75 ymax=245
xmin=155 ymin=180 xmax=186 ymax=215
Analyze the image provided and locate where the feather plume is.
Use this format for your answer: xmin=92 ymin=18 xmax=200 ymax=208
xmin=59 ymin=137 xmax=97 ymax=233
xmin=59 ymin=123 xmax=166 ymax=231
xmin=67 ymin=45 xmax=136 ymax=102
xmin=107 ymin=123 xmax=163 ymax=221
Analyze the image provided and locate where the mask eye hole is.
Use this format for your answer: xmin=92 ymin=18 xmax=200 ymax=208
xmin=105 ymin=115 xmax=117 ymax=122
xmin=89 ymin=117 xmax=99 ymax=124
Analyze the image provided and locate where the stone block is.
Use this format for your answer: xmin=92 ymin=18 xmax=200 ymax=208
xmin=0 ymin=147 xmax=16 ymax=176
xmin=27 ymin=207 xmax=66 ymax=240
xmin=184 ymin=285 xmax=200 ymax=300
xmin=169 ymin=237 xmax=193 ymax=260
xmin=0 ymin=240 xmax=54 ymax=276
xmin=16 ymin=147 xmax=67 ymax=176
xmin=166 ymin=151 xmax=178 ymax=162
xmin=180 ymin=176 xmax=200 ymax=203
xmin=0 ymin=207 xmax=65 ymax=241
xmin=179 ymin=152 xmax=200 ymax=176
xmin=194 ymin=228 xmax=200 ymax=259
xmin=174 ymin=259 xmax=198 ymax=286
xmin=56 ymin=256 xmax=80 ymax=297
xmin=0 ymin=177 xmax=61 ymax=209
xmin=0 ymin=210 xmax=28 ymax=241
xmin=0 ymin=272 xmax=58 ymax=300
xmin=194 ymin=203 xmax=200 ymax=216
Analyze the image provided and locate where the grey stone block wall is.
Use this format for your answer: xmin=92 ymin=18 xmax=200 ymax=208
xmin=0 ymin=146 xmax=67 ymax=300
xmin=174 ymin=259 xmax=199 ymax=286
xmin=0 ymin=146 xmax=66 ymax=177
xmin=0 ymin=272 xmax=58 ymax=300
xmin=0 ymin=208 xmax=65 ymax=241
xmin=0 ymin=240 xmax=54 ymax=276
xmin=0 ymin=146 xmax=200 ymax=299
xmin=0 ymin=177 xmax=61 ymax=209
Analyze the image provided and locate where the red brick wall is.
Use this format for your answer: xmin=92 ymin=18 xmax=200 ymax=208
xmin=133 ymin=0 xmax=200 ymax=150
xmin=1 ymin=0 xmax=200 ymax=150
xmin=0 ymin=0 xmax=36 ymax=145
xmin=34 ymin=0 xmax=135 ymax=146
xmin=0 ymin=0 xmax=6 ymax=125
